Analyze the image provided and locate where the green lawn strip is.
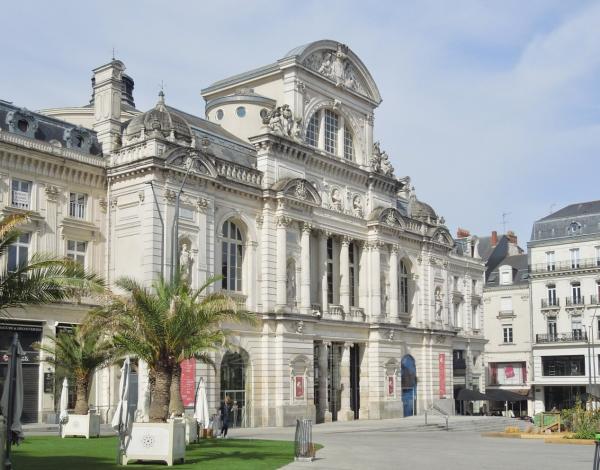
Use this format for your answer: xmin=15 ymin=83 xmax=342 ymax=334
xmin=12 ymin=436 xmax=306 ymax=470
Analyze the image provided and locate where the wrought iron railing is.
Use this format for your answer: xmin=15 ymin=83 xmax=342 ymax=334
xmin=565 ymin=297 xmax=585 ymax=307
xmin=530 ymin=258 xmax=600 ymax=274
xmin=541 ymin=298 xmax=560 ymax=308
xmin=536 ymin=331 xmax=588 ymax=343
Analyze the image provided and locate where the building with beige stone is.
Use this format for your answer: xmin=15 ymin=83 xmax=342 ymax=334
xmin=0 ymin=40 xmax=485 ymax=425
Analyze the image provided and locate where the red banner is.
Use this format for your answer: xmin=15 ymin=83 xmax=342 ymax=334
xmin=439 ymin=353 xmax=446 ymax=398
xmin=388 ymin=376 xmax=395 ymax=396
xmin=180 ymin=358 xmax=196 ymax=407
xmin=295 ymin=376 xmax=304 ymax=399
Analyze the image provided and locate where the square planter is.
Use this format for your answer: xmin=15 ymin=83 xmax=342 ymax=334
xmin=184 ymin=416 xmax=198 ymax=444
xmin=61 ymin=413 xmax=101 ymax=439
xmin=122 ymin=419 xmax=186 ymax=466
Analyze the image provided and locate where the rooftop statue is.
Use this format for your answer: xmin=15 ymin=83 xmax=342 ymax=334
xmin=262 ymin=104 xmax=302 ymax=141
xmin=370 ymin=141 xmax=394 ymax=177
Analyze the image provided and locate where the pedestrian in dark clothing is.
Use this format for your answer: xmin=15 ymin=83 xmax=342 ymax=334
xmin=219 ymin=396 xmax=233 ymax=438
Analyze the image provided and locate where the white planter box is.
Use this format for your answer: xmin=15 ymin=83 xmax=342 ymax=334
xmin=61 ymin=413 xmax=100 ymax=439
xmin=184 ymin=416 xmax=198 ymax=444
xmin=123 ymin=420 xmax=186 ymax=466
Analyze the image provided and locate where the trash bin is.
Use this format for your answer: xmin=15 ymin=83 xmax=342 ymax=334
xmin=294 ymin=418 xmax=315 ymax=462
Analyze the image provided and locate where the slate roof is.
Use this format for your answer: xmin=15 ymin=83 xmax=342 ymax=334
xmin=531 ymin=200 xmax=600 ymax=242
xmin=0 ymin=100 xmax=102 ymax=156
xmin=485 ymin=253 xmax=529 ymax=288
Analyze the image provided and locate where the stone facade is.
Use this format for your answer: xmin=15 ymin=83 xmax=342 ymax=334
xmin=1 ymin=40 xmax=485 ymax=425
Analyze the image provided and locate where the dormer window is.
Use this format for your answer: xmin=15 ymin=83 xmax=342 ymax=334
xmin=499 ymin=265 xmax=513 ymax=285
xmin=305 ymin=109 xmax=354 ymax=162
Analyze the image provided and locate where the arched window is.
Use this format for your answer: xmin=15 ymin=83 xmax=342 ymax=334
xmin=399 ymin=261 xmax=409 ymax=314
xmin=305 ymin=109 xmax=354 ymax=162
xmin=221 ymin=220 xmax=243 ymax=291
xmin=306 ymin=111 xmax=320 ymax=147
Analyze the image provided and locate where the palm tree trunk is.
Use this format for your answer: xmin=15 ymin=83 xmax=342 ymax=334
xmin=169 ymin=362 xmax=184 ymax=417
xmin=74 ymin=376 xmax=89 ymax=415
xmin=149 ymin=362 xmax=172 ymax=422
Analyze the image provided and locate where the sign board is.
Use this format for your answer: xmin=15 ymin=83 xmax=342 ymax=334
xmin=12 ymin=191 xmax=29 ymax=206
xmin=44 ymin=372 xmax=54 ymax=394
xmin=179 ymin=358 xmax=196 ymax=407
xmin=294 ymin=376 xmax=304 ymax=399
xmin=439 ymin=353 xmax=446 ymax=398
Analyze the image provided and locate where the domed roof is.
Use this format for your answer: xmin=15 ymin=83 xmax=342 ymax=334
xmin=410 ymin=198 xmax=437 ymax=222
xmin=125 ymin=91 xmax=192 ymax=142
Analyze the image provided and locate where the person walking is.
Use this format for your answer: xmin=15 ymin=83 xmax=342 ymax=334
xmin=219 ymin=396 xmax=233 ymax=439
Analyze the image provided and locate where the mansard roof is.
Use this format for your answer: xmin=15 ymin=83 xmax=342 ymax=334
xmin=0 ymin=100 xmax=102 ymax=156
xmin=531 ymin=199 xmax=600 ymax=242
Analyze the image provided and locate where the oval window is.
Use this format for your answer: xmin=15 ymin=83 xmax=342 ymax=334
xmin=236 ymin=106 xmax=246 ymax=118
xmin=216 ymin=109 xmax=224 ymax=120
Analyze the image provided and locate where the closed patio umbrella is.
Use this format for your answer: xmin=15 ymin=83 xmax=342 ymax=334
xmin=112 ymin=357 xmax=131 ymax=464
xmin=1 ymin=334 xmax=25 ymax=469
xmin=194 ymin=378 xmax=209 ymax=430
xmin=58 ymin=377 xmax=69 ymax=436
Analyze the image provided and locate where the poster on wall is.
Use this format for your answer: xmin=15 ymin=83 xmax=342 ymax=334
xmin=295 ymin=376 xmax=304 ymax=399
xmin=180 ymin=358 xmax=196 ymax=407
xmin=439 ymin=353 xmax=446 ymax=398
xmin=388 ymin=376 xmax=395 ymax=397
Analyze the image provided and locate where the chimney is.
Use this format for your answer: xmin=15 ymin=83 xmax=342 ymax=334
xmin=456 ymin=228 xmax=470 ymax=238
xmin=491 ymin=230 xmax=498 ymax=246
xmin=92 ymin=60 xmax=125 ymax=155
xmin=506 ymin=230 xmax=518 ymax=245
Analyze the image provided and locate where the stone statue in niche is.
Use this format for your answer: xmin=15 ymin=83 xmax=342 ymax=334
xmin=179 ymin=241 xmax=193 ymax=285
xmin=434 ymin=288 xmax=443 ymax=320
xmin=352 ymin=195 xmax=363 ymax=218
xmin=369 ymin=141 xmax=394 ymax=177
xmin=381 ymin=276 xmax=389 ymax=313
xmin=286 ymin=259 xmax=296 ymax=306
xmin=330 ymin=188 xmax=343 ymax=212
xmin=262 ymin=104 xmax=302 ymax=140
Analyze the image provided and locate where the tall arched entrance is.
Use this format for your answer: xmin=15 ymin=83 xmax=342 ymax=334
xmin=220 ymin=351 xmax=246 ymax=427
xmin=401 ymin=355 xmax=417 ymax=417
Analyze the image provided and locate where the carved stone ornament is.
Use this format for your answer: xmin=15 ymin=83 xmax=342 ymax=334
xmin=330 ymin=188 xmax=343 ymax=212
xmin=386 ymin=210 xmax=398 ymax=227
xmin=44 ymin=185 xmax=60 ymax=201
xmin=294 ymin=181 xmax=307 ymax=200
xmin=6 ymin=108 xmax=38 ymax=138
xmin=164 ymin=189 xmax=177 ymax=203
xmin=352 ymin=195 xmax=363 ymax=218
xmin=296 ymin=320 xmax=304 ymax=334
xmin=369 ymin=141 xmax=394 ymax=177
xmin=388 ymin=329 xmax=395 ymax=341
xmin=434 ymin=334 xmax=446 ymax=344
xmin=262 ymin=104 xmax=302 ymax=141
xmin=197 ymin=197 xmax=209 ymax=211
xmin=302 ymin=43 xmax=367 ymax=96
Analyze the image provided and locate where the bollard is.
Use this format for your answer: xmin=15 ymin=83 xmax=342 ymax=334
xmin=294 ymin=419 xmax=315 ymax=462
xmin=594 ymin=434 xmax=600 ymax=470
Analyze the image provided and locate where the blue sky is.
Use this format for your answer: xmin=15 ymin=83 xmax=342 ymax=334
xmin=3 ymin=0 xmax=600 ymax=247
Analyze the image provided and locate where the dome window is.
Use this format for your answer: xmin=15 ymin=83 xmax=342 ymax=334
xmin=17 ymin=120 xmax=28 ymax=133
xmin=216 ymin=109 xmax=224 ymax=120
xmin=236 ymin=106 xmax=246 ymax=118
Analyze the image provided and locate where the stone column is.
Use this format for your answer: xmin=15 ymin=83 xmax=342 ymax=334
xmin=300 ymin=223 xmax=312 ymax=314
xmin=339 ymin=237 xmax=351 ymax=314
xmin=389 ymin=245 xmax=399 ymax=320
xmin=319 ymin=341 xmax=332 ymax=422
xmin=338 ymin=342 xmax=354 ymax=421
xmin=319 ymin=231 xmax=329 ymax=316
xmin=276 ymin=216 xmax=289 ymax=310
xmin=370 ymin=242 xmax=382 ymax=320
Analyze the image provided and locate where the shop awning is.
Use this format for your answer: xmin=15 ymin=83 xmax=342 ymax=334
xmin=486 ymin=389 xmax=529 ymax=402
xmin=456 ymin=388 xmax=489 ymax=401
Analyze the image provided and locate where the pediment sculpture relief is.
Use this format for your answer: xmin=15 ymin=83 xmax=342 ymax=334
xmin=303 ymin=44 xmax=367 ymax=96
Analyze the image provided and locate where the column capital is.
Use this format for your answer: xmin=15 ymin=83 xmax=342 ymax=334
xmin=319 ymin=228 xmax=334 ymax=239
xmin=343 ymin=341 xmax=354 ymax=349
xmin=321 ymin=340 xmax=332 ymax=347
xmin=277 ymin=216 xmax=293 ymax=228
xmin=390 ymin=244 xmax=400 ymax=255
xmin=366 ymin=240 xmax=384 ymax=251
xmin=300 ymin=222 xmax=313 ymax=233
xmin=340 ymin=235 xmax=352 ymax=246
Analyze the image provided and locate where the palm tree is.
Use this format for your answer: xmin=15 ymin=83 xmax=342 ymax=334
xmin=0 ymin=213 xmax=105 ymax=312
xmin=89 ymin=273 xmax=255 ymax=423
xmin=35 ymin=326 xmax=113 ymax=415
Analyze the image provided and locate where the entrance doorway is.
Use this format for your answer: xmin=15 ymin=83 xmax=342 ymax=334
xmin=220 ymin=351 xmax=246 ymax=427
xmin=350 ymin=344 xmax=360 ymax=419
xmin=401 ymin=355 xmax=417 ymax=417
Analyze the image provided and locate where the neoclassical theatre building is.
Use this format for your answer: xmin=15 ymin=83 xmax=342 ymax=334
xmin=0 ymin=40 xmax=485 ymax=425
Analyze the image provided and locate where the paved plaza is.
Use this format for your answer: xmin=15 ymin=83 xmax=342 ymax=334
xmin=233 ymin=416 xmax=593 ymax=470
